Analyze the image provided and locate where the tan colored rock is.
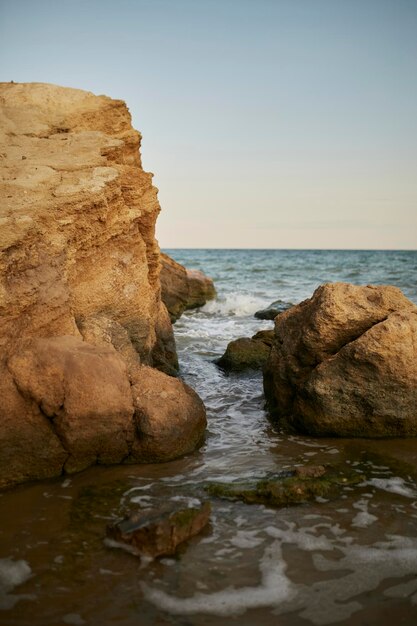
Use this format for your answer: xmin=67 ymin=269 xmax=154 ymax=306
xmin=160 ymin=253 xmax=216 ymax=322
xmin=0 ymin=82 xmax=169 ymax=368
xmin=130 ymin=366 xmax=207 ymax=462
xmin=0 ymin=365 xmax=67 ymax=489
xmin=264 ymin=283 xmax=417 ymax=437
xmin=0 ymin=83 xmax=207 ymax=488
xmin=7 ymin=336 xmax=135 ymax=474
xmin=106 ymin=501 xmax=211 ymax=558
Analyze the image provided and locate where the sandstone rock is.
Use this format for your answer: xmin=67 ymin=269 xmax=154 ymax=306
xmin=216 ymin=329 xmax=274 ymax=371
xmin=160 ymin=253 xmax=216 ymax=322
xmin=254 ymin=299 xmax=293 ymax=320
xmin=186 ymin=268 xmax=216 ymax=308
xmin=106 ymin=501 xmax=211 ymax=558
xmin=130 ymin=366 xmax=207 ymax=462
xmin=0 ymin=82 xmax=172 ymax=370
xmin=1 ymin=337 xmax=207 ymax=487
xmin=264 ymin=283 xmax=417 ymax=437
xmin=7 ymin=335 xmax=135 ymax=474
xmin=0 ymin=83 xmax=207 ymax=488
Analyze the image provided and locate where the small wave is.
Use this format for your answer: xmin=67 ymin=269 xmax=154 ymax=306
xmin=202 ymin=294 xmax=267 ymax=317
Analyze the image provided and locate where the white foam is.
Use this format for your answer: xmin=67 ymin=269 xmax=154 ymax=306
xmin=351 ymin=499 xmax=378 ymax=528
xmin=141 ymin=540 xmax=294 ymax=616
xmin=229 ymin=530 xmax=264 ymax=549
xmin=202 ymin=294 xmax=267 ymax=317
xmin=0 ymin=558 xmax=32 ymax=610
xmin=364 ymin=477 xmax=417 ymax=498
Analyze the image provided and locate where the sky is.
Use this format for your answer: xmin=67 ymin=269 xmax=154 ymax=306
xmin=1 ymin=0 xmax=416 ymax=249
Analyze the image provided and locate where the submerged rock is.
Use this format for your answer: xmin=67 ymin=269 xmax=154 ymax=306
xmin=106 ymin=501 xmax=211 ymax=557
xmin=206 ymin=465 xmax=362 ymax=507
xmin=216 ymin=330 xmax=274 ymax=371
xmin=264 ymin=282 xmax=417 ymax=437
xmin=160 ymin=253 xmax=216 ymax=322
xmin=254 ymin=299 xmax=293 ymax=320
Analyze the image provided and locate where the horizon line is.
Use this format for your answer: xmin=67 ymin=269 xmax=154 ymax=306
xmin=161 ymin=247 xmax=417 ymax=252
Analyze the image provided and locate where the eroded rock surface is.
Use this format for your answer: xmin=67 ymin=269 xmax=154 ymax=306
xmin=106 ymin=500 xmax=211 ymax=558
xmin=263 ymin=283 xmax=417 ymax=437
xmin=0 ymin=83 xmax=206 ymax=488
xmin=160 ymin=253 xmax=216 ymax=322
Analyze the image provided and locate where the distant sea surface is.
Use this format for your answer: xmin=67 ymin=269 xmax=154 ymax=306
xmin=164 ymin=248 xmax=417 ymax=310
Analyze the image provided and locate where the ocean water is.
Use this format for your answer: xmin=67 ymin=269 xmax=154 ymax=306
xmin=1 ymin=249 xmax=417 ymax=626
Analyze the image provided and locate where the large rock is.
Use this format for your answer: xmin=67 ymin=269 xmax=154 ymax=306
xmin=6 ymin=336 xmax=135 ymax=475
xmin=160 ymin=253 xmax=216 ymax=322
xmin=0 ymin=82 xmax=174 ymax=371
xmin=0 ymin=83 xmax=206 ymax=488
xmin=130 ymin=366 xmax=207 ymax=462
xmin=263 ymin=283 xmax=417 ymax=437
xmin=0 ymin=337 xmax=207 ymax=489
xmin=216 ymin=330 xmax=274 ymax=371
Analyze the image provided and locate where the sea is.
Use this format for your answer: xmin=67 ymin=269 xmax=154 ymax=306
xmin=1 ymin=249 xmax=417 ymax=625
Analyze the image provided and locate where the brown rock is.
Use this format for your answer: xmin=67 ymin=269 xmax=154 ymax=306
xmin=160 ymin=253 xmax=216 ymax=322
xmin=216 ymin=329 xmax=274 ymax=371
xmin=0 ymin=82 xmax=172 ymax=370
xmin=264 ymin=283 xmax=417 ymax=437
xmin=130 ymin=366 xmax=207 ymax=462
xmin=106 ymin=501 xmax=211 ymax=557
xmin=7 ymin=336 xmax=135 ymax=474
xmin=0 ymin=83 xmax=207 ymax=488
xmin=0 ymin=365 xmax=67 ymax=489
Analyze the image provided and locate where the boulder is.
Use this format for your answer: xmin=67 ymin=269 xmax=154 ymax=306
xmin=130 ymin=366 xmax=207 ymax=462
xmin=216 ymin=329 xmax=274 ymax=371
xmin=5 ymin=336 xmax=135 ymax=476
xmin=254 ymin=299 xmax=293 ymax=320
xmin=106 ymin=500 xmax=211 ymax=558
xmin=160 ymin=253 xmax=216 ymax=322
xmin=264 ymin=283 xmax=417 ymax=437
xmin=0 ymin=337 xmax=207 ymax=488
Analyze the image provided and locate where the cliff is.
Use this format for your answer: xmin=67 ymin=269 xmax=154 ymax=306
xmin=0 ymin=83 xmax=206 ymax=488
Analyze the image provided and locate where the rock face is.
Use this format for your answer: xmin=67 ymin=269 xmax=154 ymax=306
xmin=216 ymin=330 xmax=274 ymax=371
xmin=0 ymin=83 xmax=206 ymax=488
xmin=106 ymin=501 xmax=211 ymax=558
xmin=263 ymin=283 xmax=417 ymax=437
xmin=160 ymin=253 xmax=216 ymax=322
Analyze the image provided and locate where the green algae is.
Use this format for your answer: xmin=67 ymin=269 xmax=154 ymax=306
xmin=205 ymin=466 xmax=364 ymax=507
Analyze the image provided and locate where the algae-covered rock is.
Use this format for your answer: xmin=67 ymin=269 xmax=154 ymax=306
xmin=206 ymin=465 xmax=363 ymax=507
xmin=106 ymin=500 xmax=211 ymax=557
xmin=216 ymin=330 xmax=274 ymax=371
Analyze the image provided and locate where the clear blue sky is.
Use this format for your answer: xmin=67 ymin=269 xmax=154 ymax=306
xmin=1 ymin=0 xmax=416 ymax=248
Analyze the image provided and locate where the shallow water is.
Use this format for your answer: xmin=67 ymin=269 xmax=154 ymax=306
xmin=1 ymin=249 xmax=417 ymax=625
